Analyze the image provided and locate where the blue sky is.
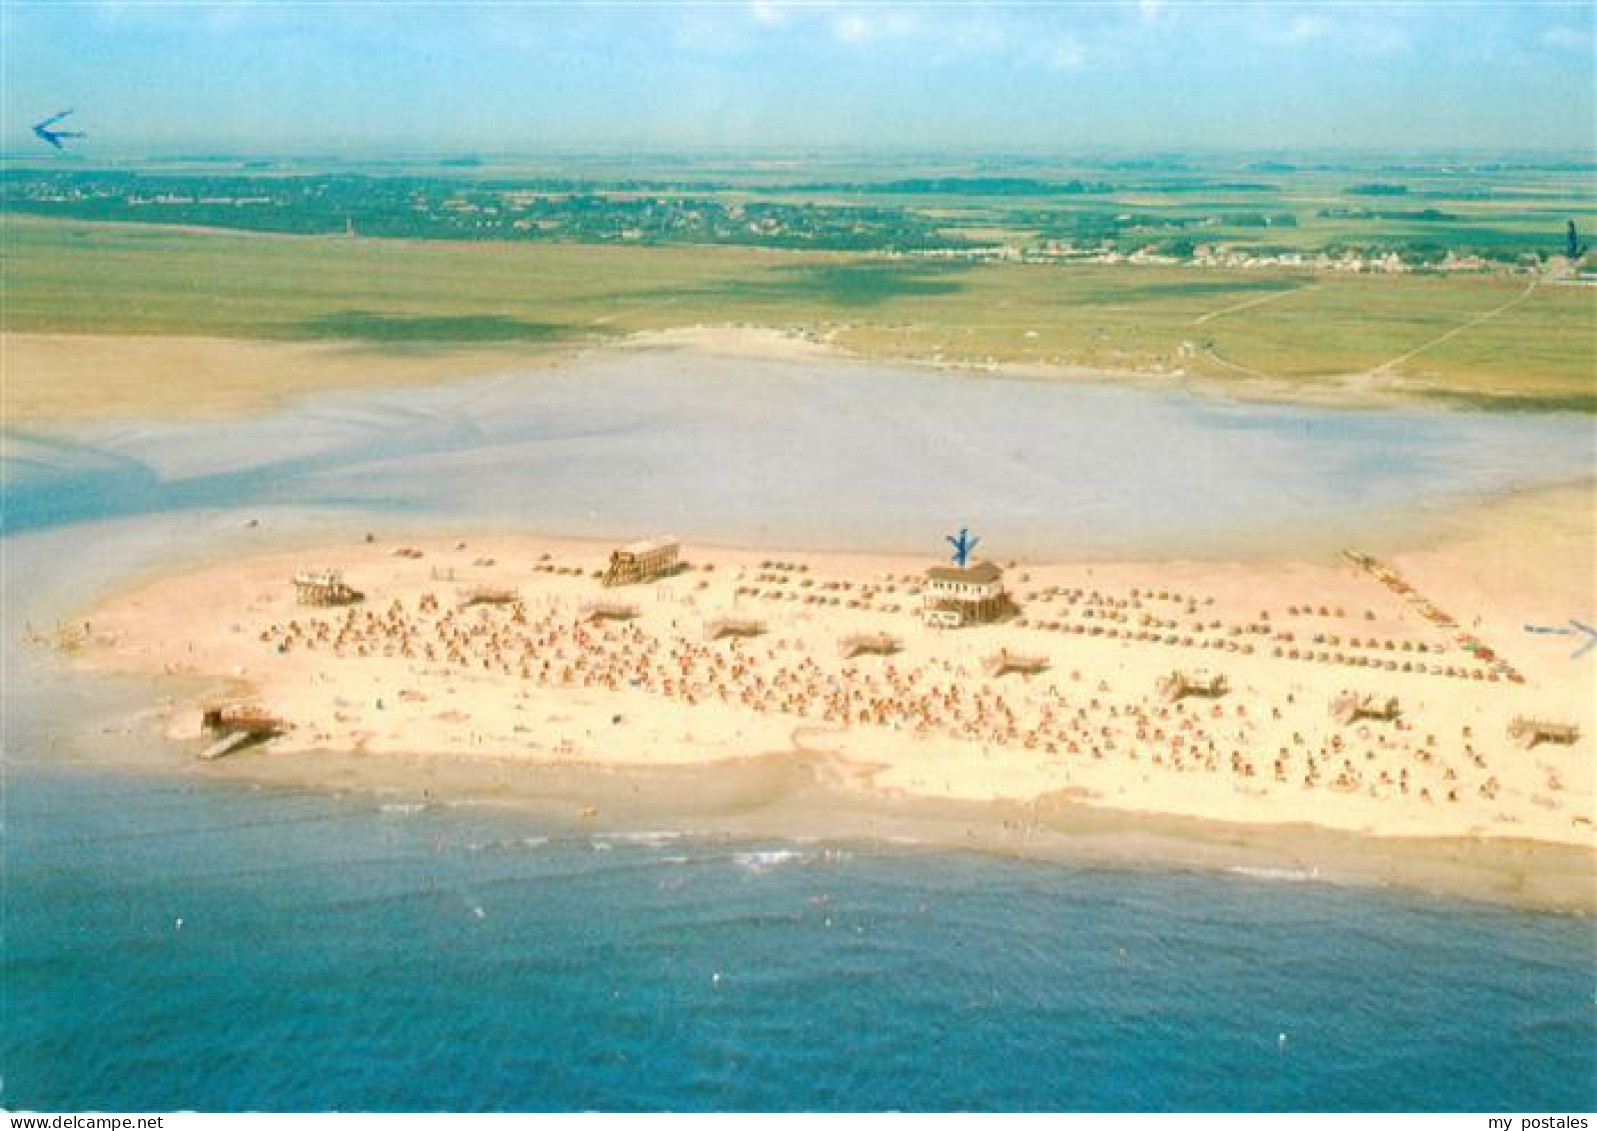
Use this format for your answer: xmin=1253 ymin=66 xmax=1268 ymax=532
xmin=3 ymin=1 xmax=1593 ymax=154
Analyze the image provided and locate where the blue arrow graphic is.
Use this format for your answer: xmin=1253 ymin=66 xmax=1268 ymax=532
xmin=1524 ymin=620 xmax=1597 ymax=658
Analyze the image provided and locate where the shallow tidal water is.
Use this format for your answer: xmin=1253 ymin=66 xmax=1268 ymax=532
xmin=7 ymin=351 xmax=1595 ymax=556
xmin=3 ymin=354 xmax=1594 ymax=1110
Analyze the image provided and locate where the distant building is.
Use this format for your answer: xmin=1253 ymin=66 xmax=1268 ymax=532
xmin=603 ymin=538 xmax=681 ymax=587
xmin=923 ymin=561 xmax=1011 ymax=627
xmin=292 ymin=569 xmax=362 ymax=607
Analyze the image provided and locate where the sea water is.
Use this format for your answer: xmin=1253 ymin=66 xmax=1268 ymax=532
xmin=5 ymin=761 xmax=1593 ymax=1112
xmin=3 ymin=358 xmax=1594 ymax=1110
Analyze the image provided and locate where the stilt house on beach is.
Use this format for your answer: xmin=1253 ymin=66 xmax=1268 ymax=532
xmin=603 ymin=538 xmax=682 ymax=587
xmin=292 ymin=569 xmax=363 ymax=607
xmin=922 ymin=561 xmax=1012 ymax=628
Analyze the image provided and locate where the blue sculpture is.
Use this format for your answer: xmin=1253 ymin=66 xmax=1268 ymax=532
xmin=945 ymin=527 xmax=980 ymax=568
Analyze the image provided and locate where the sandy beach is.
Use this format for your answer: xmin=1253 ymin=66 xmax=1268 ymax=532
xmin=1 ymin=332 xmax=574 ymax=423
xmin=61 ymin=479 xmax=1594 ymax=902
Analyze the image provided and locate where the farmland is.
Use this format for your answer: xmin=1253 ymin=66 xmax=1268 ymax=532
xmin=3 ymin=151 xmax=1594 ymax=419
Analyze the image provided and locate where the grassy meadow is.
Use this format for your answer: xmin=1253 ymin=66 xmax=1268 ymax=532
xmin=4 ymin=216 xmax=1593 ymax=414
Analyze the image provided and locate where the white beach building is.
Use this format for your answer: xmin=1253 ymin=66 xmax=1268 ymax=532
xmin=922 ymin=561 xmax=1011 ymax=627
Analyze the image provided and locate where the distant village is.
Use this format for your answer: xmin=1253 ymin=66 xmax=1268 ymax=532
xmin=5 ymin=167 xmax=1590 ymax=278
xmin=902 ymin=239 xmax=1593 ymax=278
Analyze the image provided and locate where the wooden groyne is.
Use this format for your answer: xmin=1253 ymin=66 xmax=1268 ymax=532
xmin=199 ymin=705 xmax=287 ymax=760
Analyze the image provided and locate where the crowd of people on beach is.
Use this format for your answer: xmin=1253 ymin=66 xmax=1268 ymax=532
xmin=253 ymin=571 xmax=1562 ymax=820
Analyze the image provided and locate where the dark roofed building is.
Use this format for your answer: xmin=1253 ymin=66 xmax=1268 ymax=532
xmin=923 ymin=561 xmax=1011 ymax=627
xmin=926 ymin=561 xmax=1004 ymax=586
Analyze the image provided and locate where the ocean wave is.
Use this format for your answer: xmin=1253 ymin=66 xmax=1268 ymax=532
xmin=604 ymin=829 xmax=691 ymax=848
xmin=378 ymin=802 xmax=429 ymax=816
xmin=1226 ymin=864 xmax=1323 ymax=884
xmin=733 ymin=848 xmax=847 ymax=874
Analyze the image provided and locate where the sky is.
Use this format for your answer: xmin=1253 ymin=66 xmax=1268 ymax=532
xmin=2 ymin=1 xmax=1593 ymax=155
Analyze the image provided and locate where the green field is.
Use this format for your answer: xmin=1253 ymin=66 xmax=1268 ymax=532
xmin=4 ymin=216 xmax=1593 ymax=410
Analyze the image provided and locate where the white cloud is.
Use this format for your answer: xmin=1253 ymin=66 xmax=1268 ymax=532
xmin=674 ymin=9 xmax=752 ymax=52
xmin=749 ymin=0 xmax=790 ymax=28
xmin=1280 ymin=14 xmax=1332 ymax=44
xmin=828 ymin=8 xmax=923 ymax=45
xmin=1541 ymin=25 xmax=1588 ymax=51
xmin=1352 ymin=24 xmax=1410 ymax=56
xmin=739 ymin=4 xmax=1067 ymax=64
xmin=1047 ymin=37 xmax=1087 ymax=71
xmin=1136 ymin=0 xmax=1175 ymax=26
xmin=740 ymin=4 xmax=1024 ymax=59
xmin=833 ymin=12 xmax=873 ymax=42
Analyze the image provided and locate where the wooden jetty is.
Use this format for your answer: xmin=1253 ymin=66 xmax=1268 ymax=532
xmin=1331 ymin=691 xmax=1401 ymax=726
xmin=582 ymin=600 xmax=641 ymax=623
xmin=1157 ymin=669 xmax=1229 ymax=703
xmin=984 ymin=649 xmax=1048 ymax=678
xmin=839 ymin=632 xmax=902 ymax=659
xmin=199 ymin=705 xmax=288 ymax=760
xmin=704 ymin=616 xmax=765 ymax=642
xmin=459 ymin=585 xmax=519 ymax=608
xmin=1508 ymin=717 xmax=1581 ymax=749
